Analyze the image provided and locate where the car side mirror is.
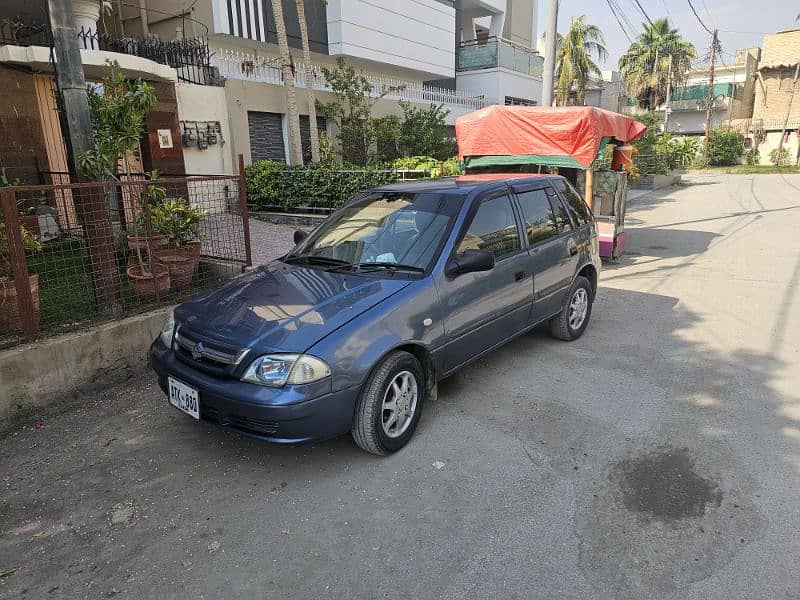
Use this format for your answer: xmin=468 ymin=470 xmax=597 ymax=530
xmin=293 ymin=229 xmax=309 ymax=244
xmin=446 ymin=249 xmax=495 ymax=277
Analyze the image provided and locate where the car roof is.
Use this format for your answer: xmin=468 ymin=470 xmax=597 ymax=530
xmin=374 ymin=173 xmax=564 ymax=195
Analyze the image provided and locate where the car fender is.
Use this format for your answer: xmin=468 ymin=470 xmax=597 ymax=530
xmin=307 ymin=278 xmax=445 ymax=393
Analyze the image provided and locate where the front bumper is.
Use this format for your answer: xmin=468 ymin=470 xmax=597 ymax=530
xmin=149 ymin=339 xmax=359 ymax=443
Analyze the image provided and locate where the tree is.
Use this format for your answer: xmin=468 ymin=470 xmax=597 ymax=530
xmin=555 ymin=16 xmax=607 ymax=106
xmin=269 ymin=0 xmax=303 ymax=164
xmin=707 ymin=126 xmax=743 ymax=165
xmin=316 ymin=57 xmax=402 ymax=166
xmin=295 ymin=0 xmax=320 ymax=162
xmin=76 ymin=61 xmax=156 ymax=313
xmin=376 ymin=102 xmax=456 ymax=162
xmin=618 ymin=18 xmax=696 ymax=110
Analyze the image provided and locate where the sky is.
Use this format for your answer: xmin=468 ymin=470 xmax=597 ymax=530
xmin=544 ymin=0 xmax=800 ymax=70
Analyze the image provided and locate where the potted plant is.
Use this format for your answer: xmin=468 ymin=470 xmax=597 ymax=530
xmin=128 ymin=177 xmax=168 ymax=252
xmin=0 ymin=216 xmax=42 ymax=331
xmin=150 ymin=199 xmax=208 ymax=290
xmin=126 ymin=179 xmax=170 ymax=298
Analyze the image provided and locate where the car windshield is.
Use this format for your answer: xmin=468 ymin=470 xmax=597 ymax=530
xmin=285 ymin=191 xmax=459 ymax=273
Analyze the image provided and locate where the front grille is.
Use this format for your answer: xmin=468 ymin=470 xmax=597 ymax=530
xmin=173 ymin=327 xmax=249 ymax=375
xmin=203 ymin=405 xmax=278 ymax=436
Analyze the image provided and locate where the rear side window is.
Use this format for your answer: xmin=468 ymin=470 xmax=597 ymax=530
xmin=549 ymin=192 xmax=573 ymax=232
xmin=553 ymin=179 xmax=592 ymax=225
xmin=516 ymin=188 xmax=559 ymax=245
xmin=457 ymin=195 xmax=521 ymax=259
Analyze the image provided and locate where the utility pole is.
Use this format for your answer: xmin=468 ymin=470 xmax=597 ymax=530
xmin=48 ymin=0 xmax=122 ymax=313
xmin=663 ymin=54 xmax=673 ymax=133
xmin=774 ymin=61 xmax=800 ymax=166
xmin=702 ymin=29 xmax=719 ymax=162
xmin=541 ymin=0 xmax=559 ymax=107
xmin=47 ymin=0 xmax=93 ymax=172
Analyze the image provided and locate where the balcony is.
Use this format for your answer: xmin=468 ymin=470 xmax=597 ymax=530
xmin=669 ymin=96 xmax=730 ymax=112
xmin=213 ymin=49 xmax=486 ymax=115
xmin=457 ymin=37 xmax=543 ymax=78
xmin=0 ymin=19 xmax=217 ymax=85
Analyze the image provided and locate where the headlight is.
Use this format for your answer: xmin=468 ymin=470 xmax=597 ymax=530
xmin=241 ymin=353 xmax=331 ymax=387
xmin=160 ymin=309 xmax=175 ymax=346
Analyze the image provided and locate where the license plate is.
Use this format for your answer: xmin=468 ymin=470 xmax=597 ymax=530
xmin=168 ymin=377 xmax=200 ymax=420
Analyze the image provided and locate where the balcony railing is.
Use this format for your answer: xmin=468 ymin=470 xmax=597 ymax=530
xmin=457 ymin=36 xmax=543 ymax=78
xmin=77 ymin=28 xmax=215 ymax=85
xmin=213 ymin=49 xmax=486 ymax=110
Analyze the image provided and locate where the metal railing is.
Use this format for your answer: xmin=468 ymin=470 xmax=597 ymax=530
xmin=77 ymin=28 xmax=216 ymax=85
xmin=214 ymin=48 xmax=486 ymax=110
xmin=457 ymin=36 xmax=544 ymax=78
xmin=0 ymin=19 xmax=51 ymax=46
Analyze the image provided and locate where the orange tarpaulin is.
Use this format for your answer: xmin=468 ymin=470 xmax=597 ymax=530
xmin=455 ymin=105 xmax=647 ymax=169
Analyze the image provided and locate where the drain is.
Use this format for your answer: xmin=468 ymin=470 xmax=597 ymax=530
xmin=615 ymin=447 xmax=722 ymax=521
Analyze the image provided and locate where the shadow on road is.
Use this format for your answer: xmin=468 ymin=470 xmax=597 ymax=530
xmin=0 ymin=286 xmax=798 ymax=598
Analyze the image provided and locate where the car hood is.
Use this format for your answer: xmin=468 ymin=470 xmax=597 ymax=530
xmin=175 ymin=261 xmax=412 ymax=353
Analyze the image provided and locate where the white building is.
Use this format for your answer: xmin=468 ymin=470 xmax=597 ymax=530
xmin=663 ymin=48 xmax=760 ymax=136
xmin=456 ymin=0 xmax=544 ymax=107
xmin=123 ymin=0 xmax=490 ymax=166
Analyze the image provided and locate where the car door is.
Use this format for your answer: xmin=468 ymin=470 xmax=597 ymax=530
xmin=513 ymin=183 xmax=576 ymax=322
xmin=438 ymin=191 xmax=532 ymax=372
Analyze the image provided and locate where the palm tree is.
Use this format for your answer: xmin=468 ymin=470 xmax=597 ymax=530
xmin=295 ymin=0 xmax=320 ymax=162
xmin=555 ymin=16 xmax=607 ymax=106
xmin=269 ymin=0 xmax=303 ymax=164
xmin=618 ymin=18 xmax=696 ymax=110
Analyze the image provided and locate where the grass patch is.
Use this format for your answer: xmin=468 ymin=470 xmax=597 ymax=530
xmin=689 ymin=165 xmax=800 ymax=175
xmin=19 ymin=237 xmax=232 ymax=337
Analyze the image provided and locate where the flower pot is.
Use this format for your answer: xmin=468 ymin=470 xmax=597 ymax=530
xmin=127 ymin=234 xmax=168 ymax=253
xmin=0 ymin=274 xmax=40 ymax=331
xmin=20 ymin=215 xmax=41 ymax=238
xmin=127 ymin=263 xmax=170 ymax=298
xmin=153 ymin=250 xmax=195 ymax=291
xmin=185 ymin=241 xmax=202 ymax=261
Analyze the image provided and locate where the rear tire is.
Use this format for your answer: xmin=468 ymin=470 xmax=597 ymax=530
xmin=351 ymin=351 xmax=426 ymax=456
xmin=549 ymin=276 xmax=593 ymax=341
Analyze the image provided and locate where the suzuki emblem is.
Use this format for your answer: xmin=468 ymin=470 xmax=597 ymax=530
xmin=191 ymin=342 xmax=205 ymax=361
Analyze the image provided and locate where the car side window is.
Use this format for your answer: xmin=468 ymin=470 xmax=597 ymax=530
xmin=549 ymin=191 xmax=574 ymax=232
xmin=516 ymin=188 xmax=559 ymax=245
xmin=554 ymin=179 xmax=591 ymax=225
xmin=457 ymin=195 xmax=521 ymax=259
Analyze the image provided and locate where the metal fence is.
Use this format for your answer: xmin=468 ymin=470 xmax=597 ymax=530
xmin=0 ymin=174 xmax=251 ymax=349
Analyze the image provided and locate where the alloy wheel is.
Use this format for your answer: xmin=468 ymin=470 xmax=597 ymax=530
xmin=381 ymin=370 xmax=419 ymax=438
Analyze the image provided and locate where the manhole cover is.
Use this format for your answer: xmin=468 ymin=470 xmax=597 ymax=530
xmin=615 ymin=447 xmax=722 ymax=521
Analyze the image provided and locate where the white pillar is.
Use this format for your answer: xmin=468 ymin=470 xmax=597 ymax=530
xmin=72 ymin=0 xmax=101 ymax=34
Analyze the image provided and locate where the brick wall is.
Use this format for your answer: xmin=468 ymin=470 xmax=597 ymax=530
xmin=753 ymin=30 xmax=800 ymax=129
xmin=0 ymin=66 xmax=50 ymax=184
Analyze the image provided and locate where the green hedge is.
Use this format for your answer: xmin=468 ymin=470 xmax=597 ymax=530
xmin=245 ymin=161 xmax=399 ymax=212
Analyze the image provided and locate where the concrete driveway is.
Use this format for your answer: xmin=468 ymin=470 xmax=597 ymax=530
xmin=2 ymin=173 xmax=800 ymax=599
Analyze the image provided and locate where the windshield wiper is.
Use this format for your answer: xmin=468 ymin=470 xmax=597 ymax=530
xmin=282 ymin=254 xmax=352 ymax=268
xmin=355 ymin=262 xmax=425 ymax=274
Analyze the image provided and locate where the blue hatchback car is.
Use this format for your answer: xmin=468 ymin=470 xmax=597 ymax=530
xmin=150 ymin=174 xmax=600 ymax=455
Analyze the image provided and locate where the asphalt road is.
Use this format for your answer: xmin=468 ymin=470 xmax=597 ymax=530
xmin=2 ymin=173 xmax=800 ymax=599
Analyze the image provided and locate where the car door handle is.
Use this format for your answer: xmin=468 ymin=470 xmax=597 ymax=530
xmin=515 ymin=270 xmax=528 ymax=281
xmin=568 ymin=243 xmax=578 ymax=256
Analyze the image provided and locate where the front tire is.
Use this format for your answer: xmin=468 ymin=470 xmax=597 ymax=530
xmin=352 ymin=351 xmax=426 ymax=456
xmin=549 ymin=276 xmax=593 ymax=341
